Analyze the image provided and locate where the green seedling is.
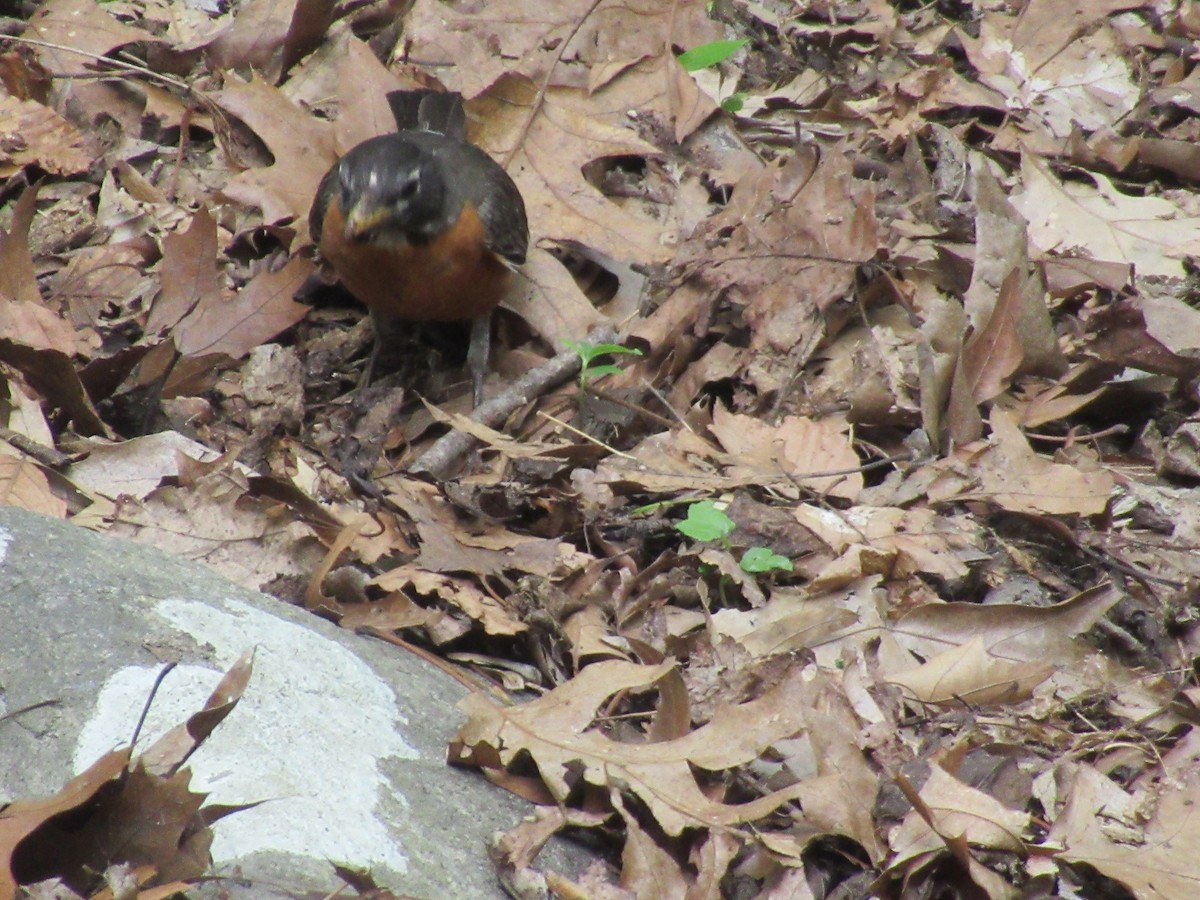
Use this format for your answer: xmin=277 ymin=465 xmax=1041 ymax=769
xmin=677 ymin=40 xmax=750 ymax=116
xmin=674 ymin=501 xmax=793 ymax=576
xmin=720 ymin=93 xmax=747 ymax=113
xmin=739 ymin=546 xmax=793 ymax=574
xmin=676 ymin=39 xmax=748 ymax=72
xmin=675 ymin=501 xmax=735 ymax=542
xmin=563 ymin=339 xmax=643 ymax=389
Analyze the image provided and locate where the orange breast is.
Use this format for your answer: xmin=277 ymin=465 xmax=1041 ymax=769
xmin=319 ymin=198 xmax=510 ymax=322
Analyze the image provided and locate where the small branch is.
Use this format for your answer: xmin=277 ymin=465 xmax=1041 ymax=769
xmin=1025 ymin=424 xmax=1129 ymax=444
xmin=1074 ymin=540 xmax=1184 ymax=589
xmin=639 ymin=378 xmax=694 ymax=433
xmin=537 ymin=409 xmax=638 ymax=460
xmin=500 ymin=0 xmax=606 ymax=171
xmin=2 ymin=35 xmax=194 ymax=94
xmin=0 ymin=426 xmax=74 ymax=469
xmin=408 ymin=325 xmax=617 ymax=478
xmin=0 ymin=698 xmax=60 ymax=725
xmin=582 ymin=382 xmax=677 ymax=431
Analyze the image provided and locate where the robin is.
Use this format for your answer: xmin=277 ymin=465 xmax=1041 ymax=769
xmin=309 ymin=90 xmax=529 ymax=404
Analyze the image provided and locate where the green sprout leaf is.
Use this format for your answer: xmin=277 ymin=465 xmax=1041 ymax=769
xmin=720 ymin=92 xmax=747 ymax=114
xmin=675 ymin=501 xmax=735 ymax=542
xmin=677 ymin=39 xmax=749 ymax=72
xmin=564 ymin=339 xmax=644 ymax=388
xmin=587 ymin=342 xmax=642 ymax=359
xmin=739 ymin=547 xmax=793 ymax=574
xmin=581 ymin=363 xmax=624 ymax=382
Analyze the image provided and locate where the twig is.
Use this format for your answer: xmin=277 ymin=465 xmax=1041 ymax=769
xmin=1074 ymin=540 xmax=1184 ymax=589
xmin=1025 ymin=424 xmax=1129 ymax=443
xmin=582 ymin=382 xmax=677 ymax=431
xmin=359 ymin=626 xmax=512 ymax=702
xmin=408 ymin=325 xmax=617 ymax=478
xmin=537 ymin=410 xmax=639 ymax=460
xmin=500 ymin=0 xmax=606 ymax=171
xmin=0 ymin=698 xmax=60 ymax=725
xmin=2 ymin=35 xmax=194 ymax=94
xmin=129 ymin=663 xmax=176 ymax=760
xmin=639 ymin=378 xmax=694 ymax=433
xmin=788 ymin=451 xmax=919 ymax=482
xmin=0 ymin=425 xmax=74 ymax=469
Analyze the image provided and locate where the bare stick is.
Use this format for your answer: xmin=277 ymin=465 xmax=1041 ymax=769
xmin=408 ymin=325 xmax=616 ymax=478
xmin=0 ymin=426 xmax=74 ymax=469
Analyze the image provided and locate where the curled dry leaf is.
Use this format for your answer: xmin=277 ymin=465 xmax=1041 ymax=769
xmin=927 ymin=408 xmax=1114 ymax=516
xmin=893 ymin=583 xmax=1122 ymax=665
xmin=453 ymin=660 xmax=815 ymax=836
xmin=887 ymin=635 xmax=1055 ymax=706
xmin=965 ymin=156 xmax=1063 ymax=379
xmin=0 ymin=654 xmax=253 ymax=895
xmin=1012 ymin=153 xmax=1200 ymax=280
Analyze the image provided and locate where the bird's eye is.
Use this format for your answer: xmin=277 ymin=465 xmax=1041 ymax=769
xmin=398 ymin=177 xmax=418 ymax=200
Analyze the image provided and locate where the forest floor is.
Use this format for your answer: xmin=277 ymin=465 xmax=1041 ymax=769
xmin=3 ymin=0 xmax=1200 ymax=897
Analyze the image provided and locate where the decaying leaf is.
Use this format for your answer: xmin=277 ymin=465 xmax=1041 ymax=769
xmin=0 ymin=655 xmax=253 ymax=895
xmin=454 ymin=661 xmax=816 ymax=836
xmin=3 ymin=0 xmax=1197 ymax=894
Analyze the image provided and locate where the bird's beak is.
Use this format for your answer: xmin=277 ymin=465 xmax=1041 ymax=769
xmin=343 ymin=201 xmax=390 ymax=241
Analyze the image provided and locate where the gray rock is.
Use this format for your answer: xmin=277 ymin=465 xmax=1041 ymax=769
xmin=0 ymin=506 xmax=582 ymax=897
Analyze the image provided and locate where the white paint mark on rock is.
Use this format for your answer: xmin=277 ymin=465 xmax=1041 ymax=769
xmin=73 ymin=597 xmax=417 ymax=874
xmin=0 ymin=526 xmax=11 ymax=564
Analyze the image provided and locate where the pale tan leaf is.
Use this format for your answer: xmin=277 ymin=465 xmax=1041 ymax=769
xmin=0 ymin=453 xmax=67 ymax=517
xmin=894 ymin=583 xmax=1121 ymax=664
xmin=887 ymin=635 xmax=1055 ymax=705
xmin=928 ymin=408 xmax=1113 ymax=515
xmin=454 ymin=661 xmax=813 ymax=835
xmin=1012 ymin=153 xmax=1200 ymax=280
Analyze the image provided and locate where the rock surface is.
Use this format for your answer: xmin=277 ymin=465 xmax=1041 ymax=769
xmin=0 ymin=506 xmax=582 ymax=897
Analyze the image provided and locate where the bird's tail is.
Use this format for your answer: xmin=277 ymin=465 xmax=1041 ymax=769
xmin=387 ymin=90 xmax=467 ymax=142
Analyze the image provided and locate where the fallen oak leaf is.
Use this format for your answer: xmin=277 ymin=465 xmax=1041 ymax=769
xmin=927 ymin=407 xmax=1114 ymax=516
xmin=173 ymin=257 xmax=312 ymax=360
xmin=0 ymin=454 xmax=67 ymax=518
xmin=0 ymin=183 xmax=43 ymax=308
xmin=892 ymin=764 xmax=1030 ymax=858
xmin=1051 ymin=761 xmax=1200 ymax=897
xmin=961 ymin=269 xmax=1024 ymax=404
xmin=451 ymin=660 xmax=814 ymax=836
xmin=886 ymin=634 xmax=1055 ymax=706
xmin=893 ymin=583 xmax=1121 ymax=665
xmin=24 ymin=760 xmax=215 ymax=890
xmin=1012 ymin=152 xmax=1200 ymax=280
xmin=1 ymin=653 xmax=255 ymax=893
xmin=146 ymin=207 xmax=220 ymax=337
xmin=0 ymin=748 xmax=132 ymax=896
xmin=0 ymin=94 xmax=92 ymax=176
xmin=26 ymin=0 xmax=157 ymax=76
xmin=214 ymin=73 xmax=335 ymax=226
xmin=140 ymin=649 xmax=255 ymax=776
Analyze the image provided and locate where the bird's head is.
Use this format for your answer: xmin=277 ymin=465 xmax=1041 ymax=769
xmin=336 ymin=136 xmax=448 ymax=246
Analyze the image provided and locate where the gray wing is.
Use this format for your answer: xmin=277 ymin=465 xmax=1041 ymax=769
xmin=408 ymin=134 xmax=528 ymax=266
xmin=471 ymin=152 xmax=529 ymax=267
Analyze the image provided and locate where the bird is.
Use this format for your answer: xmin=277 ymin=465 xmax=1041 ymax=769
xmin=309 ymin=89 xmax=529 ymax=405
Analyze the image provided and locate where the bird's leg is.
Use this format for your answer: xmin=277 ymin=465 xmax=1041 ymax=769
xmin=362 ymin=309 xmax=407 ymax=388
xmin=467 ymin=314 xmax=491 ymax=407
